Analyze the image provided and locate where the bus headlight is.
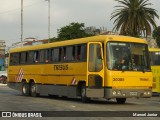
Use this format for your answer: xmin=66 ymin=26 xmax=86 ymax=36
xmin=117 ymin=91 xmax=121 ymax=95
xmin=144 ymin=92 xmax=147 ymax=95
xmin=113 ymin=91 xmax=117 ymax=95
xmin=147 ymin=91 xmax=151 ymax=95
xmin=144 ymin=91 xmax=151 ymax=96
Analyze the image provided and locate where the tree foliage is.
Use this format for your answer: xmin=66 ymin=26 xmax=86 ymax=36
xmin=153 ymin=26 xmax=160 ymax=47
xmin=50 ymin=22 xmax=94 ymax=42
xmin=111 ymin=0 xmax=159 ymax=37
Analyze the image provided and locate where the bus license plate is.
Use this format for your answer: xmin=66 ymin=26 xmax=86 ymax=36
xmin=130 ymin=92 xmax=137 ymax=96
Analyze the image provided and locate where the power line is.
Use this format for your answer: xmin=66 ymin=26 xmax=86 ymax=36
xmin=0 ymin=1 xmax=46 ymax=15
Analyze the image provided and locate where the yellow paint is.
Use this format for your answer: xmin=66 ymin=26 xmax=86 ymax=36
xmin=8 ymin=35 xmax=152 ymax=93
xmin=149 ymin=48 xmax=160 ymax=93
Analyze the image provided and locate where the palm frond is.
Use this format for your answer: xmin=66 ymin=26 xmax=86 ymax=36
xmin=110 ymin=0 xmax=159 ymax=37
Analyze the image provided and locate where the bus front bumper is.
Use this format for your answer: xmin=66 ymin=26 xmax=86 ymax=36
xmin=86 ymin=87 xmax=152 ymax=98
xmin=104 ymin=88 xmax=152 ymax=98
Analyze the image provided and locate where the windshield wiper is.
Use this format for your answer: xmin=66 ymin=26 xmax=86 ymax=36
xmin=142 ymin=68 xmax=146 ymax=73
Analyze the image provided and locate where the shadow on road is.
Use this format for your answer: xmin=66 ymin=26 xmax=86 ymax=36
xmin=3 ymin=86 xmax=151 ymax=106
xmin=31 ymin=94 xmax=137 ymax=105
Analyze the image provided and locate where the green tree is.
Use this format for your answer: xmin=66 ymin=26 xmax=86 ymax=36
xmin=111 ymin=0 xmax=159 ymax=37
xmin=50 ymin=22 xmax=93 ymax=42
xmin=153 ymin=26 xmax=160 ymax=47
xmin=50 ymin=37 xmax=58 ymax=42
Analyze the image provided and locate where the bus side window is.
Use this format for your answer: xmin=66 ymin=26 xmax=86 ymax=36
xmin=60 ymin=47 xmax=66 ymax=61
xmin=20 ymin=52 xmax=27 ymax=64
xmin=10 ymin=53 xmax=20 ymax=65
xmin=40 ymin=50 xmax=45 ymax=63
xmin=51 ymin=49 xmax=54 ymax=62
xmin=53 ymin=48 xmax=59 ymax=62
xmin=72 ymin=46 xmax=76 ymax=60
xmin=76 ymin=44 xmax=87 ymax=61
xmin=45 ymin=49 xmax=50 ymax=63
xmin=66 ymin=46 xmax=75 ymax=61
xmin=34 ymin=51 xmax=39 ymax=63
xmin=80 ymin=44 xmax=87 ymax=61
xmin=10 ymin=54 xmax=13 ymax=65
xmin=76 ymin=45 xmax=81 ymax=60
xmin=28 ymin=51 xmax=35 ymax=64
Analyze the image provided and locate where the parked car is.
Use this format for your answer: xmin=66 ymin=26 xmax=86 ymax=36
xmin=0 ymin=71 xmax=7 ymax=84
xmin=0 ymin=75 xmax=7 ymax=84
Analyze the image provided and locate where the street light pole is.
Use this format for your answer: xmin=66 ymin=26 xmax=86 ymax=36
xmin=21 ymin=0 xmax=23 ymax=46
xmin=46 ymin=0 xmax=50 ymax=43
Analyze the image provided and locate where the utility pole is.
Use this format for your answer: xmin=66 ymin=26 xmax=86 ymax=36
xmin=46 ymin=0 xmax=50 ymax=43
xmin=21 ymin=0 xmax=23 ymax=46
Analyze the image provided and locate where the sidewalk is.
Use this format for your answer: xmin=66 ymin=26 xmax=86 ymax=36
xmin=0 ymin=83 xmax=7 ymax=86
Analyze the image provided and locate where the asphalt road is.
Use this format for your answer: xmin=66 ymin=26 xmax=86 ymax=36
xmin=0 ymin=85 xmax=160 ymax=120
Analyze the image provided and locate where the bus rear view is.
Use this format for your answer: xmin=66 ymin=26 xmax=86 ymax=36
xmin=149 ymin=48 xmax=160 ymax=94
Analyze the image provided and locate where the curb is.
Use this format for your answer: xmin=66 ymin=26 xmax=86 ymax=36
xmin=0 ymin=84 xmax=7 ymax=86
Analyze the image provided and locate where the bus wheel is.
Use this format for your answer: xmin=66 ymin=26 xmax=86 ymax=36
xmin=116 ymin=98 xmax=126 ymax=104
xmin=30 ymin=82 xmax=39 ymax=97
xmin=22 ymin=81 xmax=30 ymax=96
xmin=81 ymin=83 xmax=90 ymax=103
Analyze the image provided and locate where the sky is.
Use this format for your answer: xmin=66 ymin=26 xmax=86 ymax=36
xmin=0 ymin=0 xmax=160 ymax=46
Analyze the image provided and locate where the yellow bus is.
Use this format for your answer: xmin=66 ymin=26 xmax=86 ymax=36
xmin=149 ymin=48 xmax=160 ymax=94
xmin=7 ymin=35 xmax=152 ymax=104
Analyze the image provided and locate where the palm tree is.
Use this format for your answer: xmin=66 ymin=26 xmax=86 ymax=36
xmin=111 ymin=0 xmax=159 ymax=37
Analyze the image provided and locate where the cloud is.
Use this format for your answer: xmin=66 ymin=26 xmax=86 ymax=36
xmin=0 ymin=0 xmax=159 ymax=46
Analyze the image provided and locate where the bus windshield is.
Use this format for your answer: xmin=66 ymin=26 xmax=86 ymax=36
xmin=150 ymin=51 xmax=160 ymax=66
xmin=107 ymin=42 xmax=150 ymax=71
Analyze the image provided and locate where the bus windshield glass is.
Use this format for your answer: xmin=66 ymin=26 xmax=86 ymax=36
xmin=150 ymin=51 xmax=160 ymax=66
xmin=107 ymin=42 xmax=150 ymax=71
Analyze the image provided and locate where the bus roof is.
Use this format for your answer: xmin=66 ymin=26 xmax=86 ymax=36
xmin=9 ymin=35 xmax=148 ymax=53
xmin=149 ymin=48 xmax=160 ymax=52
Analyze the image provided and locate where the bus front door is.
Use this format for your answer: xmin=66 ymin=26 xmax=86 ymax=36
xmin=86 ymin=42 xmax=104 ymax=98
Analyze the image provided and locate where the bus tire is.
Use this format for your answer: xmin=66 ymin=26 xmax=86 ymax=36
xmin=116 ymin=98 xmax=126 ymax=104
xmin=22 ymin=81 xmax=30 ymax=96
xmin=81 ymin=83 xmax=90 ymax=103
xmin=30 ymin=82 xmax=39 ymax=97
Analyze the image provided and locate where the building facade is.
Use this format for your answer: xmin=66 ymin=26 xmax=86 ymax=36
xmin=0 ymin=40 xmax=5 ymax=71
xmin=85 ymin=26 xmax=108 ymax=35
xmin=146 ymin=36 xmax=158 ymax=48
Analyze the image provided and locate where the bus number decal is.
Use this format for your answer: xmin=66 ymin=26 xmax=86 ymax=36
xmin=140 ymin=78 xmax=149 ymax=81
xmin=113 ymin=78 xmax=124 ymax=81
xmin=54 ymin=65 xmax=68 ymax=70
